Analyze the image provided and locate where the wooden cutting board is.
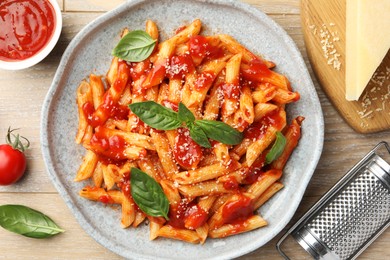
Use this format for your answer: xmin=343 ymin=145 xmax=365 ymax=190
xmin=300 ymin=0 xmax=390 ymax=133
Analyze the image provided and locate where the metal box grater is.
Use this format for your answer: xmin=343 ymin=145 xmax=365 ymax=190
xmin=277 ymin=142 xmax=390 ymax=260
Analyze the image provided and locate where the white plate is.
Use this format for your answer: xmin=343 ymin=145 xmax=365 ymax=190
xmin=41 ymin=0 xmax=324 ymax=259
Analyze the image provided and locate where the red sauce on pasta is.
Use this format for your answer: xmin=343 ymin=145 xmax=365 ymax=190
xmin=241 ymin=58 xmax=271 ymax=82
xmin=168 ymin=199 xmax=208 ymax=230
xmin=221 ymin=194 xmax=254 ymax=225
xmin=194 ymin=71 xmax=215 ymax=91
xmin=244 ymin=109 xmax=283 ymax=140
xmin=0 ymin=0 xmax=56 ymax=61
xmin=90 ymin=126 xmax=128 ymax=161
xmin=188 ymin=35 xmax=225 ymax=61
xmin=173 ymin=128 xmax=203 ymax=169
xmin=143 ymin=63 xmax=166 ymax=88
xmin=243 ymin=156 xmax=266 ymax=185
xmin=99 ymin=194 xmax=114 ymax=204
xmin=221 ymin=83 xmax=240 ymax=99
xmin=118 ymin=175 xmax=131 ymax=198
xmin=82 ymin=62 xmax=130 ymax=127
xmin=166 ymin=54 xmax=195 ymax=80
xmin=222 ymin=176 xmax=239 ymax=190
xmin=183 ymin=204 xmax=208 ymax=230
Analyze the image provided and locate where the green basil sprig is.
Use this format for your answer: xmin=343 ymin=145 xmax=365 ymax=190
xmin=130 ymin=101 xmax=182 ymax=130
xmin=129 ymin=101 xmax=243 ymax=148
xmin=0 ymin=205 xmax=65 ymax=239
xmin=265 ymin=131 xmax=287 ymax=164
xmin=112 ymin=30 xmax=156 ymax=62
xmin=195 ymin=120 xmax=243 ymax=146
xmin=130 ymin=168 xmax=170 ymax=220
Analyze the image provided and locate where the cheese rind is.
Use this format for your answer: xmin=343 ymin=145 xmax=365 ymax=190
xmin=346 ymin=0 xmax=390 ymax=101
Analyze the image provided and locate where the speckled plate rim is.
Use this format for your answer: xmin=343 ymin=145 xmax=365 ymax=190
xmin=41 ymin=0 xmax=324 ymax=259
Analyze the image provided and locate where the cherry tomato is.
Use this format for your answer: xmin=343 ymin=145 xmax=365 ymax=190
xmin=0 ymin=128 xmax=29 ymax=185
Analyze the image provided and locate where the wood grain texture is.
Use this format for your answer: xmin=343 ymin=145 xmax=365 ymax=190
xmin=0 ymin=1 xmax=389 ymax=259
xmin=301 ymin=0 xmax=390 ymax=133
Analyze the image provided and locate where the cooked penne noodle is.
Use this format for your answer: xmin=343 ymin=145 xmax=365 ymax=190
xmin=272 ymin=87 xmax=300 ymax=104
xmin=92 ymin=161 xmax=104 ymax=188
xmin=187 ymin=59 xmax=226 ymax=108
xmin=217 ymin=34 xmax=274 ymax=68
xmin=121 ymin=195 xmax=136 ymax=228
xmin=148 ymin=216 xmax=165 ymax=240
xmin=74 ymin=150 xmax=98 ymax=182
xmin=146 ymin=20 xmax=159 ymax=40
xmin=174 ymin=162 xmax=239 ymax=185
xmin=222 ymin=54 xmax=242 ymax=118
xmin=209 ymin=215 xmax=267 ymax=238
xmin=272 ymin=116 xmax=304 ymax=170
xmin=157 ymin=225 xmax=200 ymax=244
xmin=246 ymin=109 xmax=286 ymax=166
xmin=178 ymin=180 xmax=235 ymax=197
xmin=75 ymin=81 xmax=93 ymax=144
xmin=213 ymin=142 xmax=231 ymax=165
xmin=254 ymin=103 xmax=279 ymax=122
xmin=251 ymin=83 xmax=276 ymax=103
xmin=89 ymin=74 xmax=105 ymax=108
xmin=253 ymin=182 xmax=284 ymax=210
xmin=150 ymin=131 xmax=179 ymax=179
xmin=247 ymin=169 xmax=283 ymax=201
xmin=196 ymin=223 xmax=209 ymax=244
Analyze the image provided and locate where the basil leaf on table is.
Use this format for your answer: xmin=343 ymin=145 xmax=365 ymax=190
xmin=129 ymin=101 xmax=182 ymax=130
xmin=112 ymin=30 xmax=157 ymax=62
xmin=189 ymin=124 xmax=211 ymax=148
xmin=130 ymin=168 xmax=170 ymax=220
xmin=265 ymin=131 xmax=287 ymax=164
xmin=0 ymin=204 xmax=65 ymax=238
xmin=195 ymin=120 xmax=243 ymax=145
xmin=178 ymin=102 xmax=195 ymax=124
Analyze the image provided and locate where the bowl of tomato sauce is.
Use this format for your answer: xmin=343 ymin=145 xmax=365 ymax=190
xmin=0 ymin=0 xmax=62 ymax=70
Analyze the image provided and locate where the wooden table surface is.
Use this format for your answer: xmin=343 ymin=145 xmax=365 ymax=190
xmin=0 ymin=0 xmax=389 ymax=259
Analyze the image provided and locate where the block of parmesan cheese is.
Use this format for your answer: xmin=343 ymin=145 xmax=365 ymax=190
xmin=346 ymin=0 xmax=390 ymax=101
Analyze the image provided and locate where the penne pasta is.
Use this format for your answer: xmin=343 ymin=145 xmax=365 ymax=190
xmin=74 ymin=19 xmax=303 ymax=244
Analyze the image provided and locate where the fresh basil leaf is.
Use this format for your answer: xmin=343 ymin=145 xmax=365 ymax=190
xmin=265 ymin=131 xmax=287 ymax=164
xmin=129 ymin=101 xmax=182 ymax=130
xmin=189 ymin=124 xmax=211 ymax=148
xmin=195 ymin=120 xmax=243 ymax=145
xmin=178 ymin=102 xmax=195 ymax=124
xmin=0 ymin=205 xmax=65 ymax=239
xmin=130 ymin=168 xmax=169 ymax=220
xmin=112 ymin=30 xmax=156 ymax=62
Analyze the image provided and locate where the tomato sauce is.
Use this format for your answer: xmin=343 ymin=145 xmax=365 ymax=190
xmin=99 ymin=194 xmax=114 ymax=204
xmin=168 ymin=199 xmax=208 ymax=230
xmin=173 ymin=128 xmax=203 ymax=169
xmin=188 ymin=35 xmax=225 ymax=61
xmin=221 ymin=83 xmax=240 ymax=99
xmin=221 ymin=194 xmax=254 ymax=225
xmin=242 ymin=155 xmax=266 ymax=184
xmin=241 ymin=58 xmax=271 ymax=82
xmin=244 ymin=109 xmax=283 ymax=140
xmin=166 ymin=54 xmax=195 ymax=80
xmin=83 ymin=95 xmax=129 ymax=127
xmin=118 ymin=175 xmax=131 ymax=198
xmin=0 ymin=0 xmax=56 ymax=61
xmin=90 ymin=126 xmax=128 ymax=161
xmin=222 ymin=175 xmax=240 ymax=190
xmin=194 ymin=71 xmax=215 ymax=91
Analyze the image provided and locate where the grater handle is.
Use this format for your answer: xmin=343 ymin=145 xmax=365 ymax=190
xmin=276 ymin=231 xmax=292 ymax=259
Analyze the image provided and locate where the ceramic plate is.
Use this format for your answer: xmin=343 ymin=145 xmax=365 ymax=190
xmin=41 ymin=0 xmax=324 ymax=259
